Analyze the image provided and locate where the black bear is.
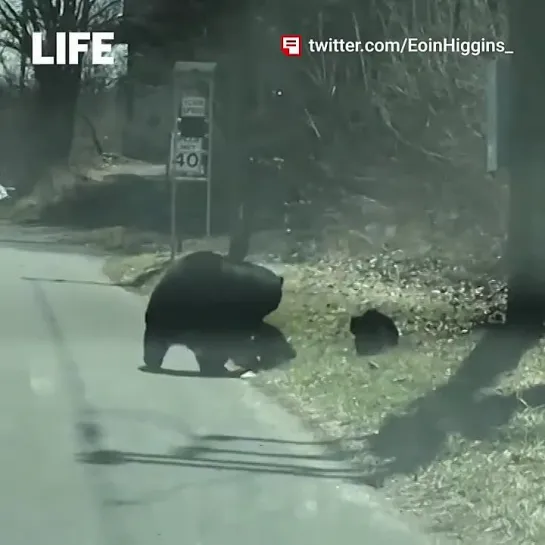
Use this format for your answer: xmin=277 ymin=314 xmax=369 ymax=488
xmin=222 ymin=322 xmax=297 ymax=375
xmin=183 ymin=321 xmax=297 ymax=378
xmin=349 ymin=309 xmax=399 ymax=356
xmin=143 ymin=251 xmax=284 ymax=375
xmin=248 ymin=322 xmax=297 ymax=371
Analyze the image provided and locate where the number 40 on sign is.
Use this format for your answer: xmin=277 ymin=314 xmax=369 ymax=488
xmin=177 ymin=152 xmax=200 ymax=168
xmin=175 ymin=138 xmax=204 ymax=175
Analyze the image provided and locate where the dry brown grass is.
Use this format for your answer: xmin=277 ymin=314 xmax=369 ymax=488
xmin=103 ymin=225 xmax=545 ymax=544
xmin=260 ymin=268 xmax=545 ymax=544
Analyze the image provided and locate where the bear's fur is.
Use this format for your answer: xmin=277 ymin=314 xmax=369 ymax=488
xmin=143 ymin=251 xmax=284 ymax=374
xmin=349 ymin=309 xmax=399 ymax=356
xmin=186 ymin=322 xmax=296 ymax=377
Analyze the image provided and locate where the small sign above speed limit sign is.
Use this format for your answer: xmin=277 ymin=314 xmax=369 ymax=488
xmin=181 ymin=96 xmax=206 ymax=117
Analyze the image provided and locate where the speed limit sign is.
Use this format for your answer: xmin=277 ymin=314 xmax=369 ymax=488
xmin=168 ymin=61 xmax=216 ymax=248
xmin=175 ymin=138 xmax=204 ymax=175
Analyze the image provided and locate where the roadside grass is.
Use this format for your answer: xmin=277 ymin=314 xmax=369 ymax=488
xmin=104 ymin=246 xmax=545 ymax=544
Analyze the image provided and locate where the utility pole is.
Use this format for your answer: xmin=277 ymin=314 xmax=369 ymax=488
xmin=505 ymin=0 xmax=545 ymax=331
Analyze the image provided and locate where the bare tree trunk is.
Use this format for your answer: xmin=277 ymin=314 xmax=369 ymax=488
xmin=226 ymin=9 xmax=255 ymax=263
xmin=506 ymin=0 xmax=545 ymax=332
xmin=18 ymin=54 xmax=26 ymax=96
xmin=33 ymin=65 xmax=82 ymax=167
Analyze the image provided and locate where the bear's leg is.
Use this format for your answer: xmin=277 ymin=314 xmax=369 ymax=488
xmin=143 ymin=327 xmax=170 ymax=370
xmin=195 ymin=350 xmax=230 ymax=376
xmin=193 ymin=328 xmax=259 ymax=377
xmin=189 ymin=331 xmax=230 ymax=377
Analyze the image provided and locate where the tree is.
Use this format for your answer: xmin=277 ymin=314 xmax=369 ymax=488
xmin=505 ymin=0 xmax=545 ymax=332
xmin=0 ymin=0 xmax=121 ymax=173
xmin=225 ymin=5 xmax=255 ymax=262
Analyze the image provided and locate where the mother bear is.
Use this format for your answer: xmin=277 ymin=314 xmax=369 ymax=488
xmin=143 ymin=251 xmax=284 ymax=375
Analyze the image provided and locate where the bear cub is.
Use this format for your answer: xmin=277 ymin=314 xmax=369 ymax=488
xmin=350 ymin=309 xmax=399 ymax=356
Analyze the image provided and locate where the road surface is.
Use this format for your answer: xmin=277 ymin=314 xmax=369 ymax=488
xmin=0 ymin=225 xmax=445 ymax=545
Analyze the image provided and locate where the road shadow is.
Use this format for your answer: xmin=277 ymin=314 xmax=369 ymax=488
xmin=21 ymin=273 xmax=168 ymax=289
xmin=138 ymin=366 xmax=245 ymax=379
xmin=361 ymin=325 xmax=545 ymax=487
xmin=78 ymin=432 xmax=367 ymax=482
xmin=21 ymin=275 xmax=121 ymax=286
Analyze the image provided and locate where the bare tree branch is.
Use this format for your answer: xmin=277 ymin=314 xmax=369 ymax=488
xmin=0 ymin=0 xmax=123 ymax=55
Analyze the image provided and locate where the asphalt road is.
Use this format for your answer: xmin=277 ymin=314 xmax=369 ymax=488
xmin=0 ymin=225 xmax=446 ymax=545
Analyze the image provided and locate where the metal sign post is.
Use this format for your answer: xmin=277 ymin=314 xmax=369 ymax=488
xmin=485 ymin=57 xmax=511 ymax=173
xmin=167 ymin=61 xmax=216 ymax=260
